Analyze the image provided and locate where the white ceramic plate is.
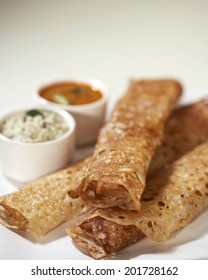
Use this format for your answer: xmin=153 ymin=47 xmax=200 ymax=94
xmin=0 ymin=92 xmax=208 ymax=260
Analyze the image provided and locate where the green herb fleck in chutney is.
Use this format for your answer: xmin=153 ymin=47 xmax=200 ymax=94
xmin=26 ymin=109 xmax=44 ymax=117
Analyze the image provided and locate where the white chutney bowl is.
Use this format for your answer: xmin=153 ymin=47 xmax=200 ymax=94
xmin=0 ymin=106 xmax=75 ymax=183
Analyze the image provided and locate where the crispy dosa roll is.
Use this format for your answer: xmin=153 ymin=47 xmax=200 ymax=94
xmin=79 ymin=79 xmax=182 ymax=210
xmin=148 ymin=98 xmax=208 ymax=177
xmin=0 ymin=158 xmax=91 ymax=238
xmin=67 ymin=141 xmax=208 ymax=259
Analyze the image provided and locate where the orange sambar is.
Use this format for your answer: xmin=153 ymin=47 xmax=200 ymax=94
xmin=39 ymin=82 xmax=103 ymax=105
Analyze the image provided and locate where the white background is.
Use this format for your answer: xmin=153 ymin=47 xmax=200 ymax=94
xmin=1 ymin=0 xmax=208 ymax=106
xmin=0 ymin=0 xmax=208 ymax=262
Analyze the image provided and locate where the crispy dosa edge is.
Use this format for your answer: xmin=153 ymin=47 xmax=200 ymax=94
xmin=67 ymin=211 xmax=144 ymax=259
xmin=0 ymin=158 xmax=91 ymax=237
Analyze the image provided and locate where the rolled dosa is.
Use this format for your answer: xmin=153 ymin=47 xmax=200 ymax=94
xmin=79 ymin=79 xmax=182 ymax=210
xmin=0 ymin=158 xmax=90 ymax=238
xmin=148 ymin=98 xmax=208 ymax=177
xmin=67 ymin=141 xmax=208 ymax=259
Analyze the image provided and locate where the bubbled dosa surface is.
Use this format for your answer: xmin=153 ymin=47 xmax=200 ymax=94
xmin=148 ymin=99 xmax=208 ymax=178
xmin=67 ymin=141 xmax=208 ymax=259
xmin=0 ymin=158 xmax=91 ymax=237
xmin=79 ymin=80 xmax=182 ymax=210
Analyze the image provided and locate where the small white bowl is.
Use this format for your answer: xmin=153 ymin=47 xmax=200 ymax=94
xmin=34 ymin=77 xmax=109 ymax=146
xmin=0 ymin=106 xmax=75 ymax=183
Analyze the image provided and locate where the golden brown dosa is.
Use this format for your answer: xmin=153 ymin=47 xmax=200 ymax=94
xmin=0 ymin=158 xmax=91 ymax=238
xmin=148 ymin=98 xmax=208 ymax=177
xmin=79 ymin=79 xmax=182 ymax=210
xmin=67 ymin=141 xmax=208 ymax=259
